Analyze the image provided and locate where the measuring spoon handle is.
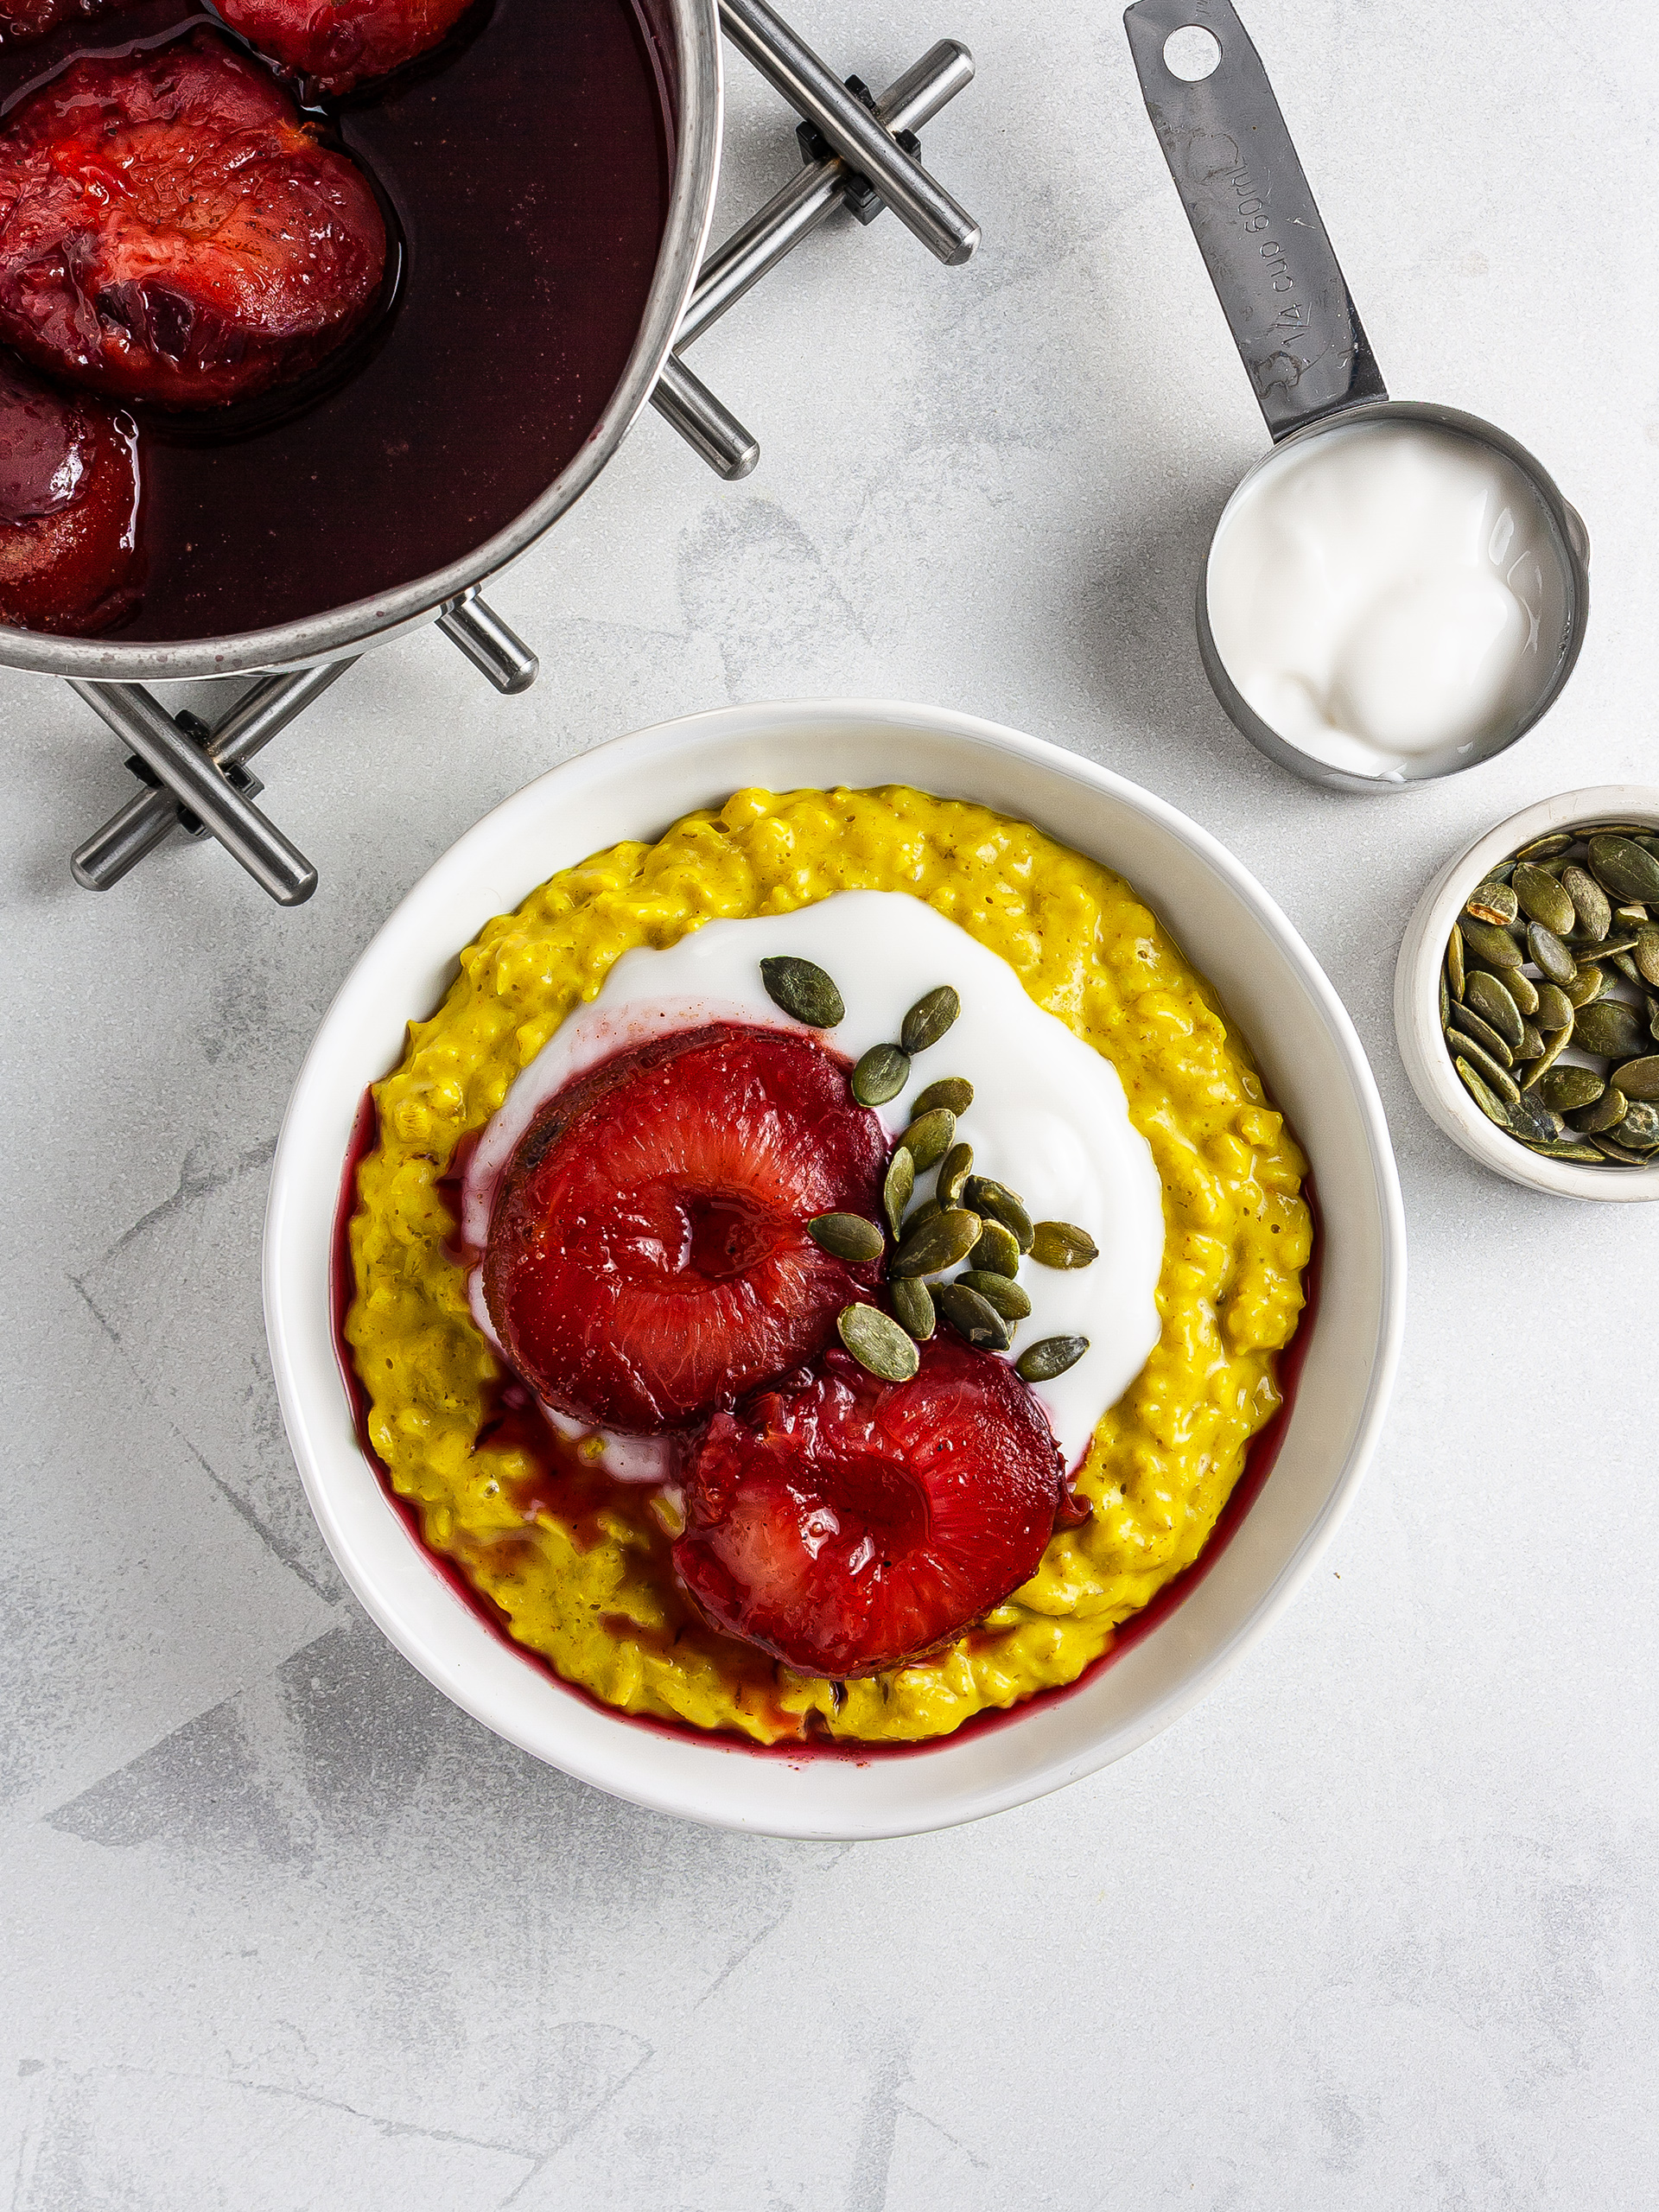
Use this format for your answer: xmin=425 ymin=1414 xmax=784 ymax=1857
xmin=1123 ymin=0 xmax=1388 ymax=438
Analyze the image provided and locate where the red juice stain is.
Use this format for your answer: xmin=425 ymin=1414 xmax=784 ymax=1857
xmin=331 ymin=1092 xmax=1325 ymax=1764
xmin=0 ymin=0 xmax=671 ymax=642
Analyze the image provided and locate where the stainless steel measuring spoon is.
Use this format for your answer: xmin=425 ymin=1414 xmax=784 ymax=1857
xmin=1124 ymin=0 xmax=1591 ymax=792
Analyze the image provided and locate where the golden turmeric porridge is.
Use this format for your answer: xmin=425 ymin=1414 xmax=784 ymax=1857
xmin=345 ymin=785 xmax=1311 ymax=1745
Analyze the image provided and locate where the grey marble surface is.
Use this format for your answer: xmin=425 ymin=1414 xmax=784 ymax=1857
xmin=3 ymin=2 xmax=1656 ymax=2204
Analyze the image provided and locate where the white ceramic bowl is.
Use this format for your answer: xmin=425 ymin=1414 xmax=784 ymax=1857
xmin=1395 ymin=785 xmax=1659 ymax=1202
xmin=265 ymin=701 xmax=1407 ymax=1837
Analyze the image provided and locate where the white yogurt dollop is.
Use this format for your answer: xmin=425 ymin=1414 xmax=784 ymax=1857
xmin=464 ymin=892 xmax=1166 ymax=1473
xmin=1206 ymin=420 xmax=1567 ymax=782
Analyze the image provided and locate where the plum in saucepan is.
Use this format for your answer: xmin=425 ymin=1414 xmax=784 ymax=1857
xmin=0 ymin=29 xmax=388 ymax=408
xmin=218 ymin=0 xmax=480 ymax=97
xmin=0 ymin=355 xmax=141 ymax=632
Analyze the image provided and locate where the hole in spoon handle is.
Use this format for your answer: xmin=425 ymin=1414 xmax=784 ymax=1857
xmin=1123 ymin=0 xmax=1389 ymax=439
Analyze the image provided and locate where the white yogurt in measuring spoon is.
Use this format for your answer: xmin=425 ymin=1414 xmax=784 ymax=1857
xmin=1206 ymin=420 xmax=1567 ymax=782
xmin=464 ymin=892 xmax=1166 ymax=1476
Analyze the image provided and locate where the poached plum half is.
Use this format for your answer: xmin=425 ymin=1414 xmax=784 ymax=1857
xmin=0 ymin=0 xmax=143 ymax=43
xmin=482 ymin=1023 xmax=891 ymax=1434
xmin=218 ymin=0 xmax=479 ymax=97
xmin=0 ymin=354 xmax=140 ymax=631
xmin=0 ymin=30 xmax=388 ymax=408
xmin=676 ymin=1338 xmax=1067 ymax=1679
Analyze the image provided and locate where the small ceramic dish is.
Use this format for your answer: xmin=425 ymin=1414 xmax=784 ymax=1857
xmin=1395 ymin=785 xmax=1659 ymax=1201
xmin=264 ymin=700 xmax=1407 ymax=1837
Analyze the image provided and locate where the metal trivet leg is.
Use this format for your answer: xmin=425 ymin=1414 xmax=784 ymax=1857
xmin=652 ymin=0 xmax=979 ymax=476
xmin=70 ymin=588 xmax=537 ymax=901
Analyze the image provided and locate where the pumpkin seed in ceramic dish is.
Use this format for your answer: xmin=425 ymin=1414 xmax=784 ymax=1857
xmin=1466 ymin=877 xmax=1519 ymax=926
xmin=1531 ymin=982 xmax=1573 ymax=1034
xmin=1513 ymin=864 xmax=1575 ymax=936
xmin=760 ymin=956 xmax=843 ymax=1027
xmin=1618 ymin=1100 xmax=1659 ymax=1147
xmin=1446 ymin=929 xmax=1466 ymax=1000
xmin=1588 ymin=834 xmax=1659 ymax=906
xmin=1527 ymin=922 xmax=1577 ymax=987
xmin=898 ymin=1105 xmax=955 ymax=1172
xmin=1459 ymin=917 xmax=1524 ymax=970
xmin=838 ymin=1303 xmax=919 ymax=1381
xmin=852 ymin=1042 xmax=909 ymax=1105
xmin=968 ymin=1217 xmax=1022 ymax=1278
xmin=912 ymin=1075 xmax=974 ymax=1117
xmin=906 ymin=1195 xmax=939 ymax=1233
xmin=1447 ymin=1003 xmax=1515 ymax=1066
xmin=1519 ymin=1027 xmax=1571 ymax=1090
xmin=1452 ymin=1035 xmax=1521 ymax=1102
xmin=889 ymin=1276 xmax=936 ymax=1342
xmin=1516 ymin=832 xmax=1575 ymax=861
xmin=1016 ymin=1335 xmax=1090 ymax=1382
xmin=1503 ymin=967 xmax=1541 ymax=1017
xmin=1516 ymin=1020 xmax=1546 ymax=1061
xmin=957 ymin=1270 xmax=1032 ymax=1319
xmin=1564 ymin=964 xmax=1605 ymax=1009
xmin=900 ymin=985 xmax=960 ymax=1055
xmin=808 ymin=1212 xmax=886 ymax=1264
xmin=891 ymin=1207 xmax=981 ymax=1278
xmin=937 ymin=1141 xmax=973 ymax=1210
xmin=1455 ymin=1056 xmax=1514 ymax=1131
xmin=1590 ymin=1134 xmax=1655 ymax=1164
xmin=1465 ymin=969 xmax=1524 ymax=1047
xmin=1522 ymin=1137 xmax=1609 ymax=1164
xmin=1615 ymin=1056 xmax=1659 ymax=1102
xmin=1573 ymin=998 xmax=1649 ymax=1060
xmin=1568 ymin=1086 xmax=1627 ymax=1135
xmin=935 ymin=1281 xmax=1012 ymax=1352
xmin=1536 ymin=1065 xmax=1605 ymax=1114
xmin=963 ymin=1176 xmax=1034 ymax=1253
xmin=1634 ymin=929 xmax=1659 ymax=988
xmin=1031 ymin=1220 xmax=1099 ymax=1269
xmin=1561 ymin=864 xmax=1612 ymax=941
xmin=882 ymin=1148 xmax=914 ymax=1240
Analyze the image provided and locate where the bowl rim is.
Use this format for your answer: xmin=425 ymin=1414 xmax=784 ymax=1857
xmin=1393 ymin=785 xmax=1659 ymax=1202
xmin=264 ymin=697 xmax=1408 ymax=1836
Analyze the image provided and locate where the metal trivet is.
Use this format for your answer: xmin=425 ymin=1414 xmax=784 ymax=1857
xmin=67 ymin=0 xmax=978 ymax=905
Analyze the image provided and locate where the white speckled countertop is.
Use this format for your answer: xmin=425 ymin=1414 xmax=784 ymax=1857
xmin=3 ymin=3 xmax=1656 ymax=2202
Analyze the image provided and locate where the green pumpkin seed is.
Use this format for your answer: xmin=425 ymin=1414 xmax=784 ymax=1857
xmin=935 ymin=1281 xmax=1012 ymax=1352
xmin=1561 ymin=865 xmax=1612 ymax=942
xmin=1537 ymin=1065 xmax=1605 ymax=1114
xmin=1440 ymin=967 xmax=1451 ymax=1030
xmin=1016 ymin=1335 xmax=1090 ymax=1383
xmin=891 ymin=1207 xmax=982 ymax=1278
xmin=1459 ymin=917 xmax=1524 ymax=970
xmin=837 ymin=1303 xmax=919 ymax=1382
xmin=1516 ymin=1020 xmax=1546 ymax=1061
xmin=1503 ymin=967 xmax=1541 ymax=1017
xmin=1465 ymin=877 xmax=1519 ymax=926
xmin=1522 ymin=1137 xmax=1610 ymax=1164
xmin=1635 ymin=928 xmax=1659 ymax=988
xmin=1516 ymin=832 xmax=1575 ymax=861
xmin=760 ymin=956 xmax=843 ymax=1027
xmin=963 ymin=1176 xmax=1034 ymax=1253
xmin=882 ymin=1148 xmax=914 ymax=1241
xmin=889 ymin=1276 xmax=936 ymax=1343
xmin=968 ymin=1217 xmax=1022 ymax=1278
xmin=905 ymin=1196 xmax=939 ymax=1233
xmin=1456 ymin=1057 xmax=1514 ymax=1131
xmin=852 ymin=1042 xmax=910 ymax=1106
xmin=1532 ymin=982 xmax=1573 ymax=1034
xmin=1564 ymin=964 xmax=1606 ymax=1009
xmin=1520 ymin=1027 xmax=1572 ymax=1090
xmin=1031 ymin=1219 xmax=1099 ymax=1269
xmin=1569 ymin=1086 xmax=1628 ymax=1135
xmin=1587 ymin=834 xmax=1659 ymax=906
xmin=1618 ymin=1100 xmax=1659 ymax=1147
xmin=1446 ymin=1002 xmax=1515 ymax=1067
xmin=1579 ymin=936 xmax=1639 ymax=963
xmin=1465 ymin=969 xmax=1524 ymax=1048
xmin=1527 ymin=922 xmax=1578 ymax=987
xmin=898 ymin=1106 xmax=955 ymax=1172
xmin=1590 ymin=1134 xmax=1655 ymax=1165
xmin=912 ymin=1075 xmax=974 ymax=1117
xmin=1650 ymin=995 xmax=1659 ymax=1044
xmin=900 ymin=985 xmax=960 ymax=1055
xmin=957 ymin=1270 xmax=1033 ymax=1319
xmin=808 ymin=1212 xmax=885 ymax=1264
xmin=1513 ymin=864 xmax=1575 ymax=936
xmin=1446 ymin=928 xmax=1466 ymax=1001
xmin=1610 ymin=951 xmax=1643 ymax=988
xmin=937 ymin=1141 xmax=973 ymax=1210
xmin=1640 ymin=836 xmax=1659 ymax=863
xmin=1614 ymin=1055 xmax=1659 ymax=1103
xmin=1451 ymin=1035 xmax=1521 ymax=1102
xmin=1573 ymin=999 xmax=1649 ymax=1060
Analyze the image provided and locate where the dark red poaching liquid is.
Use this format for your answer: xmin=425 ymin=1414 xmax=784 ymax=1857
xmin=0 ymin=0 xmax=672 ymax=641
xmin=331 ymin=1091 xmax=1325 ymax=1763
